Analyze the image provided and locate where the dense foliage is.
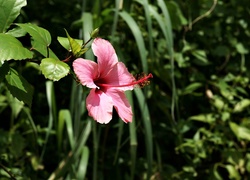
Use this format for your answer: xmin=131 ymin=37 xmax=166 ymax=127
xmin=0 ymin=0 xmax=250 ymax=179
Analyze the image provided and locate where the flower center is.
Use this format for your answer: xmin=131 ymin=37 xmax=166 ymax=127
xmin=95 ymin=73 xmax=153 ymax=89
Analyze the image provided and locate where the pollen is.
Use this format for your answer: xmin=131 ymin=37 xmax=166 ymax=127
xmin=134 ymin=73 xmax=153 ymax=88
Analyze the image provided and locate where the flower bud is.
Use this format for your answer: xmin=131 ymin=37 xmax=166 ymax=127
xmin=90 ymin=28 xmax=99 ymax=39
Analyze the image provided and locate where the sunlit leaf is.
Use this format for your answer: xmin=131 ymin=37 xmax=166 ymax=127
xmin=64 ymin=29 xmax=88 ymax=57
xmin=0 ymin=0 xmax=27 ymax=33
xmin=233 ymin=99 xmax=250 ymax=113
xmin=16 ymin=23 xmax=58 ymax=59
xmin=225 ymin=164 xmax=241 ymax=179
xmin=229 ymin=122 xmax=250 ymax=141
xmin=181 ymin=82 xmax=202 ymax=95
xmin=6 ymin=27 xmax=27 ymax=37
xmin=236 ymin=43 xmax=248 ymax=54
xmin=189 ymin=113 xmax=216 ymax=124
xmin=40 ymin=58 xmax=70 ymax=81
xmin=192 ymin=50 xmax=210 ymax=66
xmin=5 ymin=68 xmax=34 ymax=107
xmin=0 ymin=33 xmax=33 ymax=61
xmin=57 ymin=36 xmax=83 ymax=51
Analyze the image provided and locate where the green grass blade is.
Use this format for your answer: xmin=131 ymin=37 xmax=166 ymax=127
xmin=127 ymin=91 xmax=137 ymax=179
xmin=113 ymin=119 xmax=124 ymax=164
xmin=157 ymin=0 xmax=173 ymax=48
xmin=119 ymin=11 xmax=148 ymax=73
xmin=111 ymin=0 xmax=121 ymax=41
xmin=58 ymin=109 xmax=74 ymax=151
xmin=48 ymin=119 xmax=92 ymax=179
xmin=151 ymin=1 xmax=177 ymax=122
xmin=134 ymin=88 xmax=153 ymax=179
xmin=40 ymin=81 xmax=57 ymax=162
xmin=64 ymin=110 xmax=75 ymax=150
xmin=92 ymin=120 xmax=99 ymax=180
xmin=141 ymin=0 xmax=154 ymax=59
xmin=82 ymin=12 xmax=94 ymax=59
xmin=77 ymin=146 xmax=89 ymax=179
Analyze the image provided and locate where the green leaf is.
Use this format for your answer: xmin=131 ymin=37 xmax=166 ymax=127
xmin=165 ymin=1 xmax=187 ymax=30
xmin=189 ymin=113 xmax=216 ymax=124
xmin=6 ymin=90 xmax=24 ymax=118
xmin=192 ymin=50 xmax=210 ymax=66
xmin=6 ymin=27 xmax=27 ymax=37
xmin=233 ymin=99 xmax=250 ymax=113
xmin=0 ymin=33 xmax=33 ymax=61
xmin=57 ymin=36 xmax=83 ymax=51
xmin=5 ymin=68 xmax=34 ymax=107
xmin=40 ymin=58 xmax=70 ymax=81
xmin=225 ymin=164 xmax=241 ymax=179
xmin=181 ymin=82 xmax=203 ymax=95
xmin=65 ymin=29 xmax=88 ymax=57
xmin=16 ymin=23 xmax=58 ymax=59
xmin=236 ymin=43 xmax=248 ymax=54
xmin=229 ymin=122 xmax=250 ymax=141
xmin=0 ymin=0 xmax=27 ymax=33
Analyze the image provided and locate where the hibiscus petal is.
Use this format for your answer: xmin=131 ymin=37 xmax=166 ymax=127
xmin=106 ymin=89 xmax=133 ymax=123
xmin=86 ymin=88 xmax=113 ymax=124
xmin=92 ymin=38 xmax=118 ymax=77
xmin=104 ymin=62 xmax=135 ymax=91
xmin=73 ymin=58 xmax=99 ymax=88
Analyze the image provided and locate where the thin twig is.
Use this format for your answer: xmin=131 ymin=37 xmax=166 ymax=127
xmin=0 ymin=163 xmax=17 ymax=180
xmin=184 ymin=0 xmax=218 ymax=33
xmin=190 ymin=0 xmax=218 ymax=30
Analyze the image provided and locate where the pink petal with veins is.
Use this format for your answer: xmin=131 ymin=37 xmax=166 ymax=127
xmin=92 ymin=38 xmax=118 ymax=77
xmin=104 ymin=62 xmax=135 ymax=91
xmin=73 ymin=58 xmax=99 ymax=89
xmin=86 ymin=89 xmax=113 ymax=124
xmin=106 ymin=89 xmax=133 ymax=123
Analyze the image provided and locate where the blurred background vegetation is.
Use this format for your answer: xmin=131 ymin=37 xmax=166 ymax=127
xmin=1 ymin=0 xmax=250 ymax=179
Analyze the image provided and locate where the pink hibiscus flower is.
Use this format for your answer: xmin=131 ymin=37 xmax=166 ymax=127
xmin=73 ymin=38 xmax=152 ymax=124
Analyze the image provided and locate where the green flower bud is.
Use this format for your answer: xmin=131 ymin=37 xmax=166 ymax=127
xmin=90 ymin=28 xmax=99 ymax=39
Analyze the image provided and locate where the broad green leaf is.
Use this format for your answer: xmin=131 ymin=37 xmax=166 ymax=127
xmin=5 ymin=68 xmax=34 ymax=107
xmin=0 ymin=33 xmax=33 ymax=61
xmin=229 ymin=122 xmax=250 ymax=141
xmin=40 ymin=58 xmax=70 ymax=81
xmin=6 ymin=27 xmax=27 ymax=37
xmin=0 ymin=0 xmax=26 ymax=33
xmin=225 ymin=164 xmax=241 ymax=180
xmin=16 ymin=23 xmax=58 ymax=59
xmin=65 ymin=29 xmax=88 ymax=57
xmin=189 ymin=113 xmax=216 ymax=124
xmin=233 ymin=99 xmax=250 ymax=113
